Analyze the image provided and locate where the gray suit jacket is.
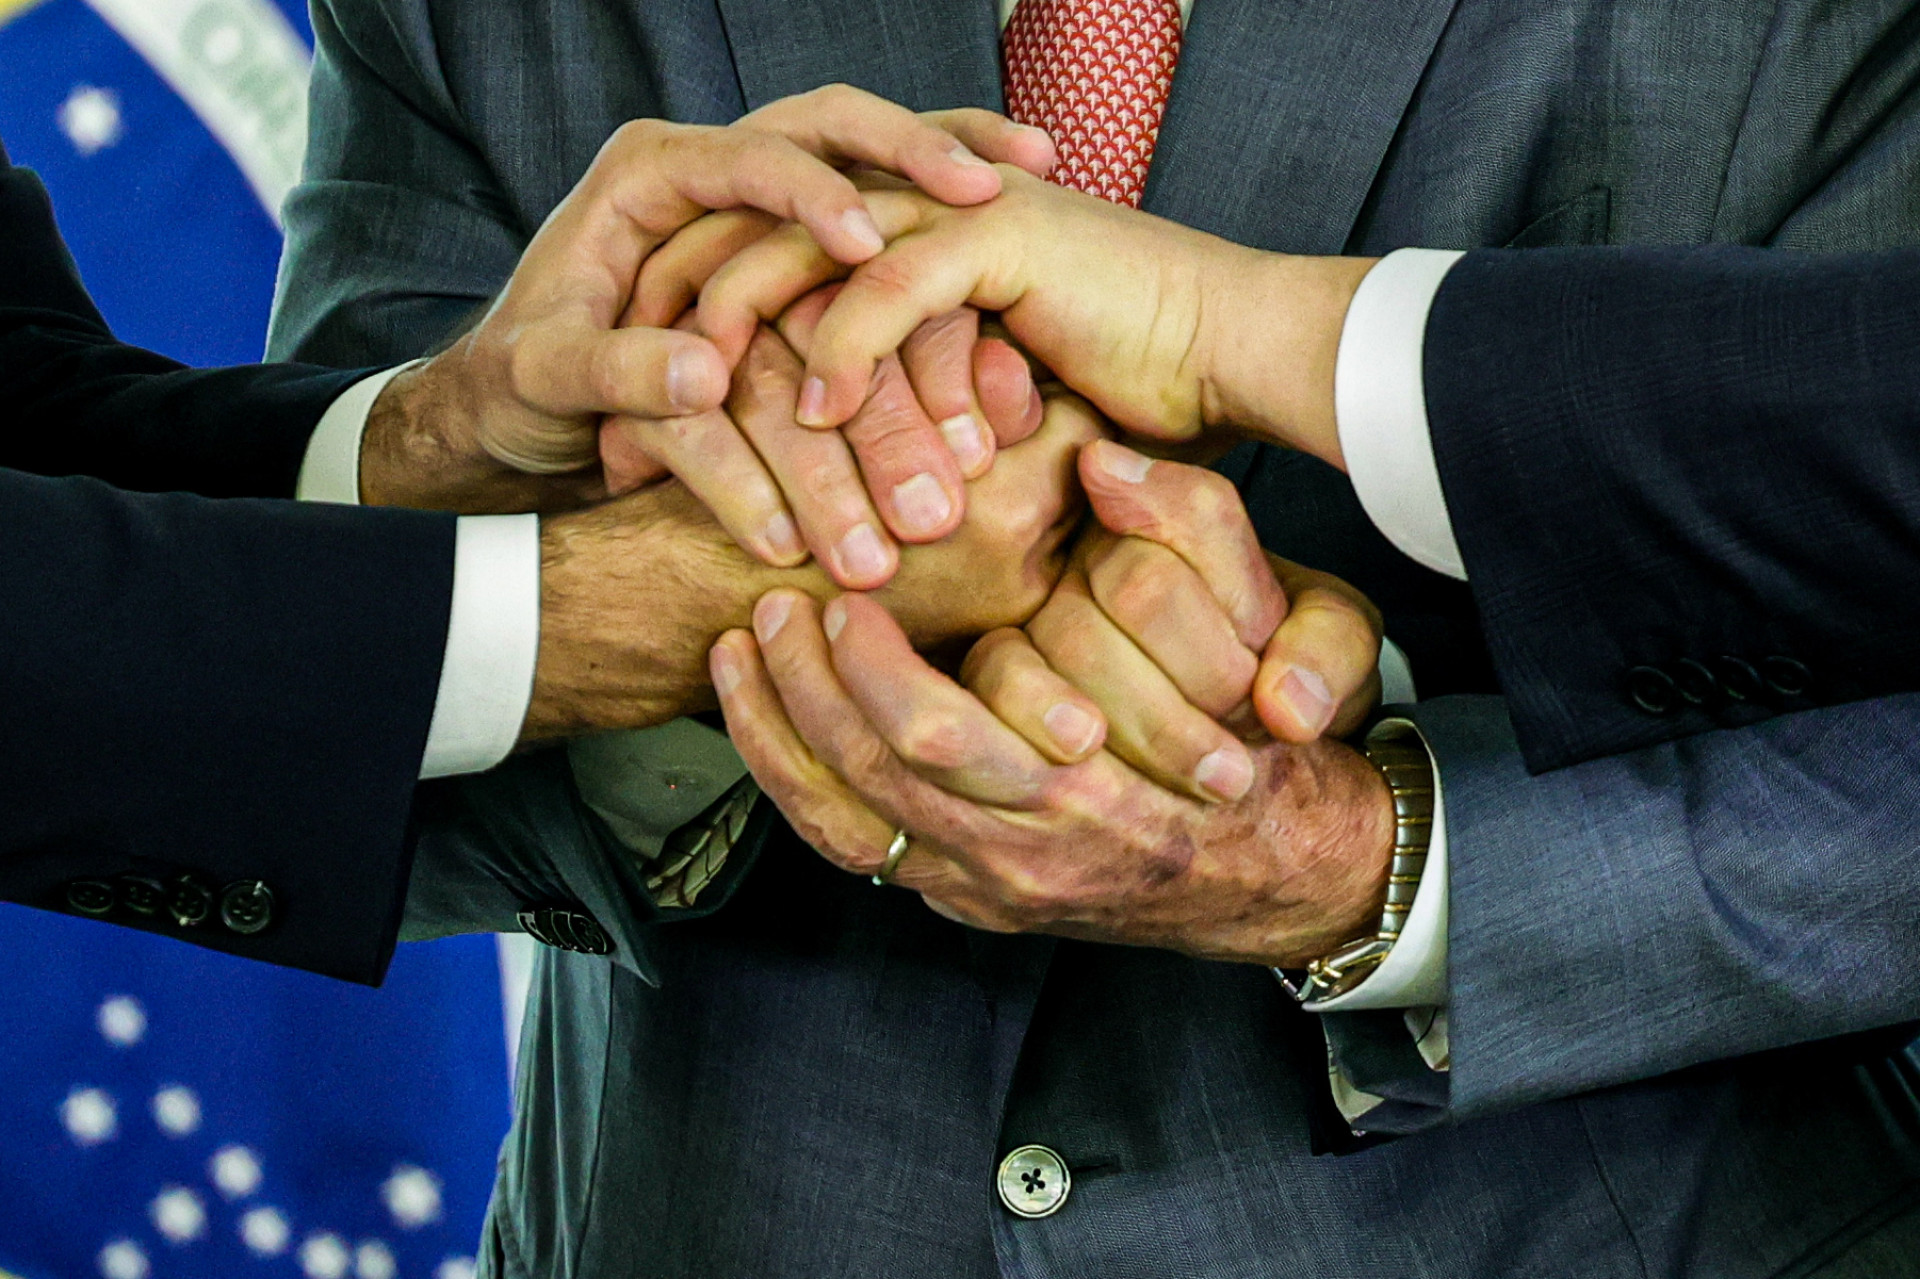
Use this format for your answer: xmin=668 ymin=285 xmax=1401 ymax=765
xmin=272 ymin=1 xmax=1920 ymax=1275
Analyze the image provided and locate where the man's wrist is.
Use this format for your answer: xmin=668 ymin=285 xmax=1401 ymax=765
xmin=359 ymin=356 xmax=597 ymax=514
xmin=1199 ymin=249 xmax=1376 ymax=468
xmin=521 ymin=483 xmax=827 ymax=741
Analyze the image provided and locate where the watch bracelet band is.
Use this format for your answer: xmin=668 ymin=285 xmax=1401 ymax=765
xmin=637 ymin=775 xmax=761 ymax=909
xmin=1280 ymin=719 xmax=1434 ymax=1004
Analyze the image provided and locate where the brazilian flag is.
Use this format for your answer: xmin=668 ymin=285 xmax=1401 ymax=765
xmin=0 ymin=4 xmax=515 ymax=1275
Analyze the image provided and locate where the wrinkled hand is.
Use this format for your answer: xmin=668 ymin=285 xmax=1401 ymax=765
xmin=685 ymin=165 xmax=1372 ymax=464
xmin=710 ymin=589 xmax=1394 ymax=967
xmin=980 ymin=440 xmax=1383 ymax=804
xmin=522 ymin=393 xmax=1098 ymax=738
xmin=358 ymin=86 xmax=1054 ymax=512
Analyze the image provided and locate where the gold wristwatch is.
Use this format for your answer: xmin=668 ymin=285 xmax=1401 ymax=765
xmin=1280 ymin=719 xmax=1434 ymax=1004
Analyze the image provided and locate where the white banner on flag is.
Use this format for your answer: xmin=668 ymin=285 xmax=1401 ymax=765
xmin=81 ymin=0 xmax=309 ymax=221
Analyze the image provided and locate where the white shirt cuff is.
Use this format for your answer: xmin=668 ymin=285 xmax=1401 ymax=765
xmin=418 ymin=513 xmax=542 ymax=777
xmin=1335 ymin=248 xmax=1468 ymax=581
xmin=295 ymin=363 xmax=417 ymax=504
xmin=296 ymin=363 xmax=541 ymax=779
xmin=1305 ymin=715 xmax=1449 ymax=1012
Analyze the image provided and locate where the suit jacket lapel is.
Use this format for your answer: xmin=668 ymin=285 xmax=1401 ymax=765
xmin=1144 ymin=0 xmax=1463 ymax=253
xmin=713 ymin=0 xmax=1005 ymax=113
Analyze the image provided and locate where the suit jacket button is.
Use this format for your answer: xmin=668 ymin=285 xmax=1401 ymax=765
xmin=167 ymin=876 xmax=216 ymax=928
xmin=1761 ymin=655 xmax=1811 ymax=698
xmin=997 ymin=1144 xmax=1070 ymax=1219
xmin=219 ymin=881 xmax=275 ymax=935
xmin=66 ymin=880 xmax=116 ymax=917
xmin=1626 ymin=665 xmax=1679 ymax=715
xmin=117 ymin=875 xmax=167 ymax=917
xmin=1671 ymin=658 xmax=1718 ymax=706
xmin=1712 ymin=655 xmax=1762 ymax=702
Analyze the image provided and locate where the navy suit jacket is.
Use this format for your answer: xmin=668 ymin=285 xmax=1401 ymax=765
xmin=0 ymin=136 xmax=456 ymax=983
xmin=1422 ymin=246 xmax=1920 ymax=771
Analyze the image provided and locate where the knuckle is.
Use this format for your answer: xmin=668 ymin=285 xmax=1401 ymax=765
xmin=995 ymin=868 xmax=1065 ymax=922
xmin=895 ymin=712 xmax=973 ymax=771
xmin=959 ymin=627 xmax=1025 ymax=689
xmin=787 ymin=450 xmax=861 ymax=504
xmin=587 ymin=344 xmax=635 ymax=408
xmin=1185 ymin=468 xmax=1243 ymax=526
xmin=1138 ymin=713 xmax=1216 ymax=774
xmin=852 ymin=252 xmax=921 ymax=302
xmin=813 ymin=82 xmax=862 ymax=114
xmin=610 ymin=117 xmax=663 ymax=154
xmin=1094 ymin=547 xmax=1181 ymax=626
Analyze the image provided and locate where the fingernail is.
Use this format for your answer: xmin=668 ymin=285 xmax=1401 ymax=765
xmin=762 ymin=511 xmax=804 ymax=560
xmin=1016 ymin=123 xmax=1053 ymax=144
xmin=823 ymin=598 xmax=849 ymax=642
xmin=1043 ymin=702 xmax=1102 ymax=756
xmin=1094 ymin=440 xmax=1154 ymax=483
xmin=710 ymin=646 xmax=742 ymax=697
xmin=1195 ymin=745 xmax=1255 ymax=802
xmin=1280 ymin=666 xmax=1335 ymax=736
xmin=832 ymin=522 xmax=890 ymax=583
xmin=949 ymin=143 xmax=992 ymax=168
xmin=841 ymin=207 xmax=885 ymax=256
xmin=891 ymin=472 xmax=953 ymax=536
xmin=940 ymin=413 xmax=990 ymax=473
xmin=666 ymin=346 xmax=713 ymax=412
xmin=797 ymin=377 xmax=829 ymax=426
xmin=754 ymin=592 xmax=795 ymax=644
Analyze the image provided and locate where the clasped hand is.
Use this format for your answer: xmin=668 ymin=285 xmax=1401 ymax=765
xmin=623 ymin=116 xmax=1396 ymax=965
xmin=373 ymin=84 xmax=1401 ymax=964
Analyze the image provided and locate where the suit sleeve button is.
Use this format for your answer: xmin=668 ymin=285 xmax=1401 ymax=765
xmin=516 ymin=903 xmax=611 ymax=954
xmin=1626 ymin=665 xmax=1679 ymax=715
xmin=66 ymin=880 xmax=117 ymax=917
xmin=563 ymin=912 xmax=612 ymax=956
xmin=1712 ymin=655 xmax=1762 ymax=702
xmin=219 ymin=881 xmax=275 ymax=935
xmin=1761 ymin=655 xmax=1811 ymax=698
xmin=116 ymin=876 xmax=167 ymax=917
xmin=1671 ymin=658 xmax=1719 ymax=706
xmin=167 ymin=876 xmax=216 ymax=928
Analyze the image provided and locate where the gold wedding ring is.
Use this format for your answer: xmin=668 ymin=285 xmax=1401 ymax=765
xmin=872 ymin=829 xmax=913 ymax=886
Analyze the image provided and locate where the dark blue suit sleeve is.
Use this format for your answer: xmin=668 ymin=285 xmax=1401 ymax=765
xmin=0 ymin=140 xmax=460 ymax=984
xmin=1425 ymin=245 xmax=1920 ymax=772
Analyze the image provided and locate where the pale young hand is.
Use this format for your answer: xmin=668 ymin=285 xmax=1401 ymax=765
xmin=688 ymin=165 xmax=1375 ymax=465
xmin=359 ymin=87 xmax=1054 ymax=512
xmin=708 ymin=589 xmax=1395 ymax=968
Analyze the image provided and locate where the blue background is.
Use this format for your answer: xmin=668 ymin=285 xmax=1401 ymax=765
xmin=0 ymin=3 xmax=512 ymax=1274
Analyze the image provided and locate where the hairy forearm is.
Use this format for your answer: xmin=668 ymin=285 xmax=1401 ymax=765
xmin=358 ymin=357 xmax=604 ymax=514
xmin=521 ymin=478 xmax=1064 ymax=741
xmin=524 ymin=483 xmax=777 ymax=739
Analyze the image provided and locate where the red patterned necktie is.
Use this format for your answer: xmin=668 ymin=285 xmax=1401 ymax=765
xmin=1002 ymin=0 xmax=1184 ymax=208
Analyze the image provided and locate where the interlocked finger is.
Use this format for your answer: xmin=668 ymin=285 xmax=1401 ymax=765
xmin=959 ymin=628 xmax=1108 ymax=764
xmin=1083 ymin=532 xmax=1258 ymax=720
xmin=1026 ymin=570 xmax=1254 ymax=803
xmin=1255 ymin=559 xmax=1385 ymax=741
